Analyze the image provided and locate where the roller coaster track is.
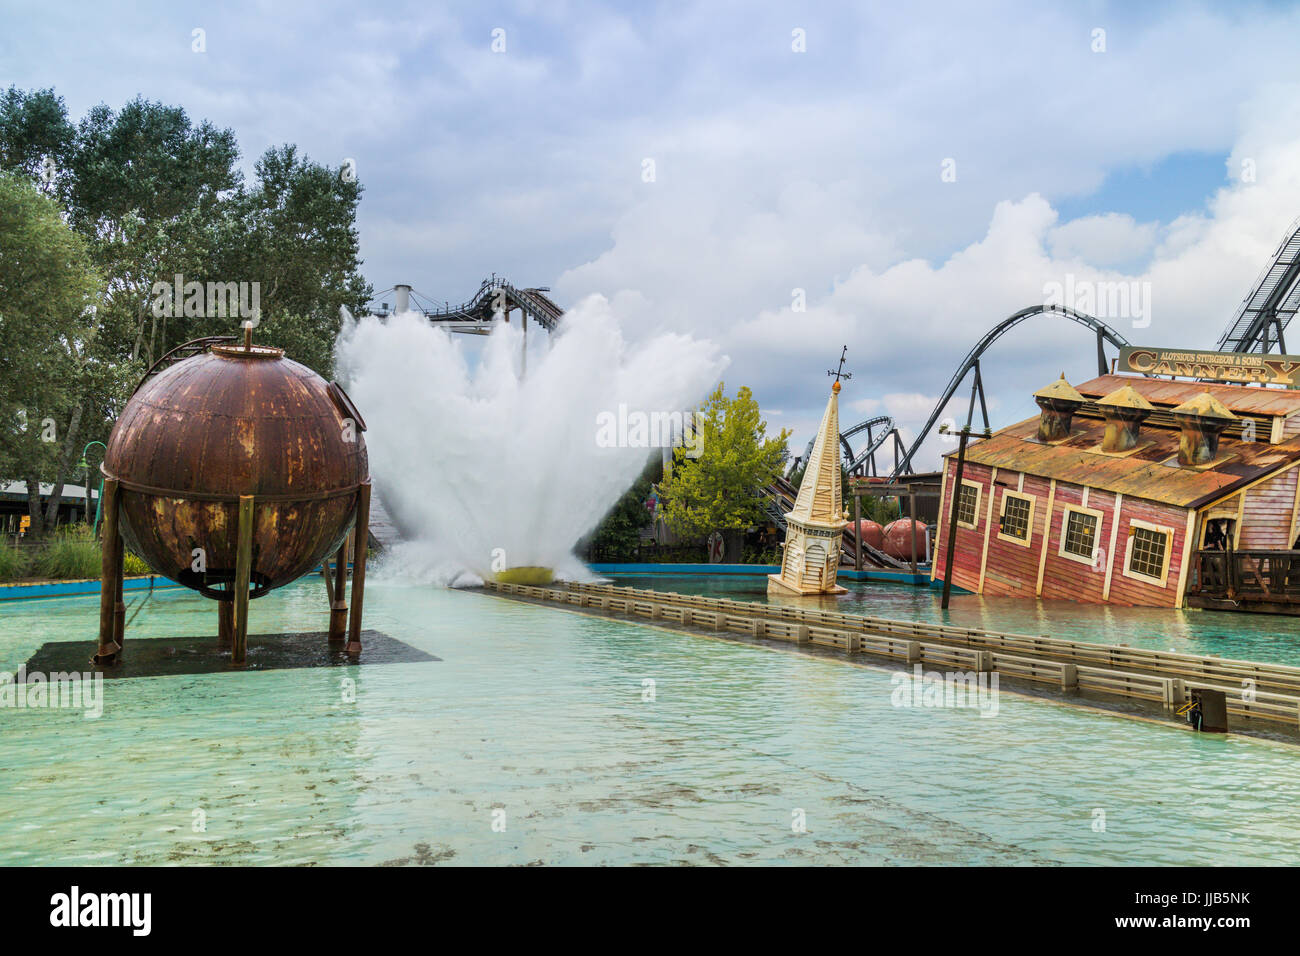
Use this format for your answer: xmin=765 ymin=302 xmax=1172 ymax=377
xmin=373 ymin=277 xmax=564 ymax=332
xmin=1217 ymin=215 xmax=1300 ymax=353
xmin=842 ymin=415 xmax=896 ymax=469
xmin=795 ymin=414 xmax=907 ymax=477
xmin=890 ymin=305 xmax=1132 ymax=477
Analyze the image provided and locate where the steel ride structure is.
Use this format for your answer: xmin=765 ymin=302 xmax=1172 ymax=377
xmin=758 ymin=473 xmax=908 ymax=570
xmin=788 ymin=414 xmax=912 ymax=480
xmin=1216 ymin=214 xmax=1300 ymax=354
xmin=368 ymin=276 xmax=564 ymax=334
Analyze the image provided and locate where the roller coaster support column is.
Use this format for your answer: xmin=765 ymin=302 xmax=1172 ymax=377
xmin=890 ymin=305 xmax=1130 ymax=479
xmin=1262 ymin=313 xmax=1287 ymax=353
xmin=970 ymin=360 xmax=990 ymax=434
xmin=1097 ymin=329 xmax=1108 ymax=377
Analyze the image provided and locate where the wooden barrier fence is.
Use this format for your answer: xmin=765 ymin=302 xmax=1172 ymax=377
xmin=483 ymin=580 xmax=1300 ymax=728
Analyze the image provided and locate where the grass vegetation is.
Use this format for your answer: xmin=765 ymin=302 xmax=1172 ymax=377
xmin=31 ymin=524 xmax=102 ymax=579
xmin=0 ymin=539 xmax=27 ymax=581
xmin=0 ymin=523 xmax=153 ymax=582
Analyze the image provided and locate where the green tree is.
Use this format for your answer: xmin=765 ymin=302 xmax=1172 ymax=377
xmin=862 ymin=494 xmax=902 ymax=524
xmin=589 ymin=460 xmax=657 ymax=559
xmin=0 ymin=172 xmax=102 ymax=535
xmin=0 ymin=87 xmax=74 ymax=187
xmin=66 ymin=95 xmax=241 ymax=367
xmin=658 ymin=384 xmax=790 ymax=543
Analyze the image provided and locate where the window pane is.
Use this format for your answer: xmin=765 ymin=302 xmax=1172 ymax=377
xmin=957 ymin=485 xmax=978 ymax=525
xmin=1129 ymin=527 xmax=1167 ymax=580
xmin=1001 ymin=495 xmax=1031 ymax=539
xmin=1063 ymin=510 xmax=1098 ymax=558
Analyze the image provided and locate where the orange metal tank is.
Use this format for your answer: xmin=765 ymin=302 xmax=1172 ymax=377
xmin=882 ymin=518 xmax=927 ymax=561
xmin=854 ymin=519 xmax=885 ymax=552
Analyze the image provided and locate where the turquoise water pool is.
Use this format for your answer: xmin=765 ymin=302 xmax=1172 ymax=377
xmin=2 ymin=575 xmax=1298 ymax=865
xmin=610 ymin=573 xmax=1300 ymax=668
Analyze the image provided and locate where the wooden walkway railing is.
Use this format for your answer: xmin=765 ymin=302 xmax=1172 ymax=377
xmin=1187 ymin=550 xmax=1300 ymax=612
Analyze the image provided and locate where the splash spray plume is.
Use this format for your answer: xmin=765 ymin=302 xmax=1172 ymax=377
xmin=335 ymin=295 xmax=727 ymax=586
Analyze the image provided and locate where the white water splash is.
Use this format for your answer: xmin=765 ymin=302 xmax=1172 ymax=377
xmin=335 ymin=295 xmax=727 ymax=586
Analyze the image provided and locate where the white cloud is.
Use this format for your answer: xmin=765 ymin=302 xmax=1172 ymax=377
xmin=1048 ymin=214 xmax=1159 ymax=269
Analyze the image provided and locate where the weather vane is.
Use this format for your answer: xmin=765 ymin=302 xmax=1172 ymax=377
xmin=827 ymin=345 xmax=852 ymax=384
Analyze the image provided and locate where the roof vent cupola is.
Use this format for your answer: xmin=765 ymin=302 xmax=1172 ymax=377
xmin=1033 ymin=374 xmax=1085 ymax=442
xmin=1096 ymin=385 xmax=1155 ymax=453
xmin=1171 ymin=393 xmax=1237 ymax=466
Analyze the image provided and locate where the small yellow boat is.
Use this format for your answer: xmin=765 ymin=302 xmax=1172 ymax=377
xmin=492 ymin=566 xmax=554 ymax=586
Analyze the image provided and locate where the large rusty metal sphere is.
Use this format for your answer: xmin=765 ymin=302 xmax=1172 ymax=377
xmin=104 ymin=343 xmax=369 ymax=599
xmin=882 ymin=518 xmax=926 ymax=561
xmin=853 ymin=519 xmax=884 ymax=552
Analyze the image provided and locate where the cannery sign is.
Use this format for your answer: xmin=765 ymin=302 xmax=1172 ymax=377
xmin=1120 ymin=347 xmax=1300 ymax=387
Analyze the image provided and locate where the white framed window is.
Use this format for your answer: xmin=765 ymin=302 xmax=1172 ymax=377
xmin=1122 ymin=519 xmax=1175 ymax=587
xmin=1058 ymin=504 xmax=1105 ymax=568
xmin=955 ymin=479 xmax=982 ymax=530
xmin=997 ymin=490 xmax=1035 ymax=546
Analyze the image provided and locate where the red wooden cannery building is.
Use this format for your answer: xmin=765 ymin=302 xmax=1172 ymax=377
xmin=932 ymin=373 xmax=1300 ymax=608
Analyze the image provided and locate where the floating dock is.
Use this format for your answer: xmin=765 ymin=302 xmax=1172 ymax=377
xmin=484 ymin=579 xmax=1300 ymax=732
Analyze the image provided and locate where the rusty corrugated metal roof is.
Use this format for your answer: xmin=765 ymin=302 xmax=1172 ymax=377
xmin=1077 ymin=374 xmax=1300 ymax=417
xmin=952 ymin=416 xmax=1300 ymax=509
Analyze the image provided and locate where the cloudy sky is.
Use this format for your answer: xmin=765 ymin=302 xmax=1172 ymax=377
xmin=7 ymin=0 xmax=1300 ymax=469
